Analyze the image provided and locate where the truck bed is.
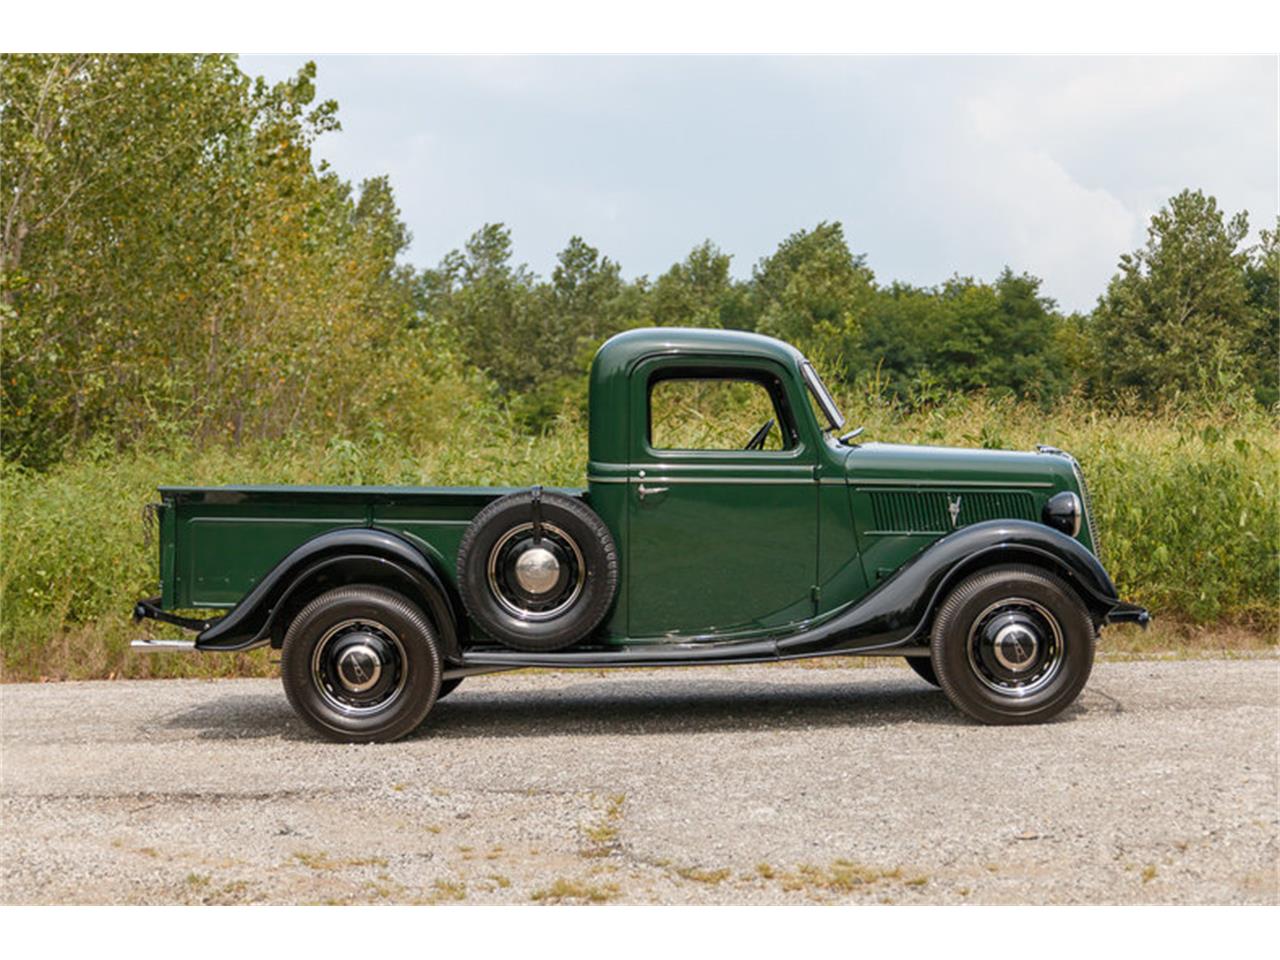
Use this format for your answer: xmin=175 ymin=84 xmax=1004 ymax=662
xmin=156 ymin=484 xmax=586 ymax=609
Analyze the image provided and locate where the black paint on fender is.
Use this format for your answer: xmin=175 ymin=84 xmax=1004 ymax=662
xmin=776 ymin=520 xmax=1122 ymax=656
xmin=195 ymin=527 xmax=464 ymax=659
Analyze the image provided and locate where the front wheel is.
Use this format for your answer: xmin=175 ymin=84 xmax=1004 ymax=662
xmin=930 ymin=564 xmax=1096 ymax=725
xmin=281 ymin=585 xmax=442 ymax=743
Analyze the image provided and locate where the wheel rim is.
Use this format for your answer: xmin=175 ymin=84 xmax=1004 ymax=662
xmin=965 ymin=597 xmax=1064 ymax=698
xmin=486 ymin=521 xmax=585 ymax=621
xmin=310 ymin=618 xmax=408 ymax=715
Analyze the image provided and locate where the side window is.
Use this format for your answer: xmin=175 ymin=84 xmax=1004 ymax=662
xmin=649 ymin=373 xmax=794 ymax=452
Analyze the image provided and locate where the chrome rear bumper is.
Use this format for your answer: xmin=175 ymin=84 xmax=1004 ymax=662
xmin=131 ymin=638 xmax=198 ymax=652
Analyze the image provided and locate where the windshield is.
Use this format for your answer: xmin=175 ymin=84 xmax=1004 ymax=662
xmin=800 ymin=361 xmax=845 ymax=431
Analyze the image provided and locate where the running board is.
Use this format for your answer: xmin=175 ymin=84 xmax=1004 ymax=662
xmin=458 ymin=641 xmax=928 ymax=671
xmin=131 ymin=638 xmax=198 ymax=652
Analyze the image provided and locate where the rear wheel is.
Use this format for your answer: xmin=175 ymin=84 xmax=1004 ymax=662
xmin=930 ymin=564 xmax=1095 ymax=725
xmin=281 ymin=585 xmax=441 ymax=743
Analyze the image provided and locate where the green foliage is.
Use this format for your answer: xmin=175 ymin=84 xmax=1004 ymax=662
xmin=1092 ymin=190 xmax=1261 ymax=405
xmin=856 ymin=271 xmax=1069 ymax=403
xmin=649 ymin=240 xmax=745 ymax=328
xmin=751 ymin=221 xmax=877 ymax=366
xmin=1 ymin=54 xmax=470 ymax=467
xmin=1242 ymin=221 xmax=1279 ymax=408
xmin=422 ymin=227 xmax=636 ymax=429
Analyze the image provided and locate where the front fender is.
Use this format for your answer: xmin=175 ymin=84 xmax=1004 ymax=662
xmin=195 ymin=527 xmax=464 ymax=659
xmin=777 ymin=520 xmax=1125 ymax=656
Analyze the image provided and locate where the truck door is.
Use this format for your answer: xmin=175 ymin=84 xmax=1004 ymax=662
xmin=623 ymin=357 xmax=819 ymax=639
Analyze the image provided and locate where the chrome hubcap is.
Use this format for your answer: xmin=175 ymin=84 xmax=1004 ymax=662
xmin=513 ymin=546 xmax=561 ymax=595
xmin=991 ymin=622 xmax=1039 ymax=672
xmin=311 ymin=619 xmax=407 ymax=715
xmin=336 ymin=641 xmax=383 ymax=692
xmin=966 ymin=598 xmax=1063 ymax=698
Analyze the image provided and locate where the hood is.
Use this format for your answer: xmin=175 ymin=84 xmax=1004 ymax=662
xmin=841 ymin=442 xmax=1077 ymax=492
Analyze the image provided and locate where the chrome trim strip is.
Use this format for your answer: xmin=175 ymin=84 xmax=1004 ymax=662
xmin=849 ymin=478 xmax=1054 ymax=488
xmin=591 ymin=475 xmax=1051 ymax=489
xmin=865 ymin=530 xmax=945 ymax=537
xmin=629 ymin=476 xmax=813 ymax=486
xmin=589 ymin=461 xmax=809 ymax=474
xmin=589 ymin=475 xmax=814 ymax=486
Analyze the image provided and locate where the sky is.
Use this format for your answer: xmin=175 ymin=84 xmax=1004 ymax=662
xmin=239 ymin=55 xmax=1278 ymax=313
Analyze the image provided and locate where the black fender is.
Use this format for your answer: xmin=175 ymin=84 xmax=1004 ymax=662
xmin=777 ymin=520 xmax=1124 ymax=656
xmin=195 ymin=527 xmax=465 ymax=660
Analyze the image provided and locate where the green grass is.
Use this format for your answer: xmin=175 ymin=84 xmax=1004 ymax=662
xmin=2 ymin=393 xmax=1276 ymax=681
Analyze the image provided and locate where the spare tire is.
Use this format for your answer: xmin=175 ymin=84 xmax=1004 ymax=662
xmin=456 ymin=488 xmax=618 ymax=651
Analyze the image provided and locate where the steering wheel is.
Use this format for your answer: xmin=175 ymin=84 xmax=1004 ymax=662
xmin=743 ymin=418 xmax=775 ymax=451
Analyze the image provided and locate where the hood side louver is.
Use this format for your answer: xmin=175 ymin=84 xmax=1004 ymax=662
xmin=868 ymin=490 xmax=1036 ymax=534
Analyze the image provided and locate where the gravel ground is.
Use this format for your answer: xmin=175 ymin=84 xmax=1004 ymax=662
xmin=1 ymin=659 xmax=1276 ymax=905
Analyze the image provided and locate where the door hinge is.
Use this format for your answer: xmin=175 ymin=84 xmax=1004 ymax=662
xmin=810 ymin=585 xmax=821 ymax=604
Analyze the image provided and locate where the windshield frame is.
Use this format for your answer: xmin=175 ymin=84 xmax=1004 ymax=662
xmin=800 ymin=360 xmax=846 ymax=432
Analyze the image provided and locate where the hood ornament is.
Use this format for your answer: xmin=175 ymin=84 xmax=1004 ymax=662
xmin=948 ymin=495 xmax=963 ymax=529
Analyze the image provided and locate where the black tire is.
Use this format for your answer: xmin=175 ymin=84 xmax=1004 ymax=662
xmin=456 ymin=490 xmax=618 ymax=652
xmin=281 ymin=585 xmax=441 ymax=743
xmin=904 ymin=656 xmax=940 ymax=687
xmin=436 ymin=677 xmax=463 ymax=701
xmin=930 ymin=564 xmax=1096 ymax=725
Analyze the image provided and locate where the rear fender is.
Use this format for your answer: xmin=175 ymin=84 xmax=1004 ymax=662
xmin=195 ymin=528 xmax=465 ymax=660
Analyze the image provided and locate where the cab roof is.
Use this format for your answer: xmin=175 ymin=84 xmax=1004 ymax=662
xmin=587 ymin=327 xmax=809 ymax=463
xmin=591 ymin=327 xmax=805 ymax=378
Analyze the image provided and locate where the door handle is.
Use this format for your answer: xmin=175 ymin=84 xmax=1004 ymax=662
xmin=637 ymin=484 xmax=669 ymax=501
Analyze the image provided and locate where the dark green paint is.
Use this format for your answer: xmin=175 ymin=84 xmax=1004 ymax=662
xmin=157 ymin=328 xmax=1095 ymax=646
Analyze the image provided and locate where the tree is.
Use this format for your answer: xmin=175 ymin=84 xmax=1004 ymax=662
xmin=750 ymin=222 xmax=876 ymax=377
xmin=432 ymin=229 xmax=648 ymax=428
xmin=1092 ymin=190 xmax=1254 ymax=404
xmin=1242 ymin=221 xmax=1279 ymax=407
xmin=550 ymin=235 xmax=628 ymax=347
xmin=0 ymin=55 xmax=440 ymax=465
xmin=436 ymin=223 xmax=548 ymax=396
xmin=649 ymin=240 xmax=738 ymax=328
xmin=853 ymin=271 xmax=1067 ymax=402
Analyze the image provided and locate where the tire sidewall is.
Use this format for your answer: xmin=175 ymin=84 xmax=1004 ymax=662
xmin=931 ymin=566 xmax=1095 ymax=724
xmin=281 ymin=586 xmax=441 ymax=742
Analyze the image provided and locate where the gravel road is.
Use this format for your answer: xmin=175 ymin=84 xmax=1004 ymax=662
xmin=2 ymin=659 xmax=1276 ymax=905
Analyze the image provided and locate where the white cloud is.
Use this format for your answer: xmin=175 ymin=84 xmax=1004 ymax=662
xmin=240 ymin=54 xmax=1279 ymax=311
xmin=898 ymin=94 xmax=1139 ymax=309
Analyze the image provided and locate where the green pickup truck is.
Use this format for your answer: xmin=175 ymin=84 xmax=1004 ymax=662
xmin=134 ymin=327 xmax=1148 ymax=741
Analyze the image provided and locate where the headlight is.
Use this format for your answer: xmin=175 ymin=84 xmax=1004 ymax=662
xmin=1042 ymin=491 xmax=1082 ymax=537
